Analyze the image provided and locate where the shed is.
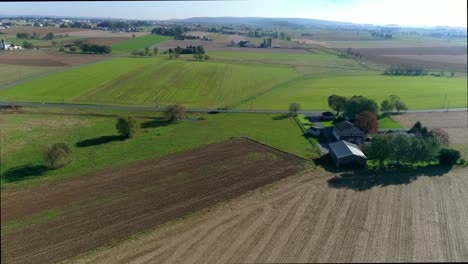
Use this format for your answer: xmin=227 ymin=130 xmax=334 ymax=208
xmin=328 ymin=140 xmax=367 ymax=168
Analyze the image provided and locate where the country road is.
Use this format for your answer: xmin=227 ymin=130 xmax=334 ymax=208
xmin=0 ymin=101 xmax=467 ymax=115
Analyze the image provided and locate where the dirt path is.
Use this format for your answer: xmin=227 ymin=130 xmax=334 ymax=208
xmin=71 ymin=167 xmax=468 ymax=263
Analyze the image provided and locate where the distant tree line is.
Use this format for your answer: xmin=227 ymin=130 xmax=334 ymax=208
xmin=64 ymin=40 xmax=111 ymax=54
xmin=151 ymin=26 xmax=189 ymax=39
xmin=178 ymin=35 xmax=212 ymax=41
xmin=173 ymin=45 xmax=205 ymax=55
xmin=371 ymin=31 xmax=393 ymax=39
xmin=17 ymin=32 xmax=69 ymax=40
xmin=384 ymin=64 xmax=426 ymax=76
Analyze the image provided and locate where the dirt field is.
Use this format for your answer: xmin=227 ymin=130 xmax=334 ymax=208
xmin=393 ymin=111 xmax=468 ymax=158
xmin=65 ymin=30 xmax=149 ymax=38
xmin=0 ymin=26 xmax=86 ymax=36
xmin=0 ymin=51 xmax=110 ymax=67
xmin=0 ymin=139 xmax=305 ymax=264
xmin=72 ymin=166 xmax=468 ymax=264
xmin=348 ymin=46 xmax=467 ymax=72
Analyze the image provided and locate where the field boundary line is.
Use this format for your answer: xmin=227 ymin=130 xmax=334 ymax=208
xmin=240 ymin=136 xmax=309 ymax=161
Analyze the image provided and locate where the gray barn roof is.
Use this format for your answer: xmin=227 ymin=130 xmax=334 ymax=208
xmin=329 ymin=140 xmax=367 ymax=159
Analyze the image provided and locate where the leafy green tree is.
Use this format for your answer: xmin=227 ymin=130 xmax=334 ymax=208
xmin=388 ymin=134 xmax=411 ymax=163
xmin=116 ymin=116 xmax=137 ymax=138
xmin=164 ymin=104 xmax=186 ymax=122
xmin=438 ymin=148 xmax=461 ymax=166
xmin=153 ymin=47 xmax=158 ymax=56
xmin=45 ymin=143 xmax=73 ymax=169
xmin=289 ymin=103 xmax=300 ymax=115
xmin=327 ymin=95 xmax=347 ymax=116
xmin=394 ymin=100 xmax=408 ymax=112
xmin=368 ymin=135 xmax=391 ymax=167
xmin=343 ymin=95 xmax=379 ymax=119
xmin=144 ymin=47 xmax=149 ymax=55
xmin=380 ymin=99 xmax=393 ymax=113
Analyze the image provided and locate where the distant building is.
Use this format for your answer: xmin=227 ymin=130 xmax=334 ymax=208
xmin=333 ymin=121 xmax=366 ymax=144
xmin=328 ymin=140 xmax=367 ymax=168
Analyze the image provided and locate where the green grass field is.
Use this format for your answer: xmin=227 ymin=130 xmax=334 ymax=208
xmin=1 ymin=108 xmax=317 ymax=187
xmin=239 ymin=74 xmax=467 ymax=110
xmin=0 ymin=57 xmax=299 ymax=108
xmin=0 ymin=64 xmax=58 ymax=86
xmin=111 ymin=34 xmax=170 ymax=53
xmin=378 ymin=116 xmax=405 ymax=129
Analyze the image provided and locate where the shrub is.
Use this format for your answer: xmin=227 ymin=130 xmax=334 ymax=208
xmin=116 ymin=116 xmax=137 ymax=138
xmin=164 ymin=104 xmax=186 ymax=122
xmin=438 ymin=148 xmax=461 ymax=166
xmin=44 ymin=143 xmax=72 ymax=169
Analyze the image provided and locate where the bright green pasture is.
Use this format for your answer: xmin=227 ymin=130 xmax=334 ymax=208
xmin=0 ymin=58 xmax=156 ymax=102
xmin=1 ymin=108 xmax=316 ymax=187
xmin=0 ymin=57 xmax=300 ymax=108
xmin=239 ymin=75 xmax=468 ymax=110
xmin=0 ymin=64 xmax=57 ymax=86
xmin=209 ymin=50 xmax=362 ymax=69
xmin=111 ymin=34 xmax=170 ymax=53
xmin=378 ymin=116 xmax=405 ymax=129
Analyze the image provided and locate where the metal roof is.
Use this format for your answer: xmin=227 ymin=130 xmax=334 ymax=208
xmin=329 ymin=140 xmax=367 ymax=159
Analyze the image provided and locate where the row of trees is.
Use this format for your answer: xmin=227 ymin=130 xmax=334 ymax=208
xmin=384 ymin=64 xmax=426 ymax=76
xmin=151 ymin=26 xmax=188 ymax=38
xmin=328 ymin=94 xmax=408 ymax=118
xmin=17 ymin=32 xmax=68 ymax=40
xmin=77 ymin=43 xmax=111 ymax=54
xmin=131 ymin=47 xmax=159 ymax=57
xmin=370 ymin=32 xmax=392 ymax=39
xmin=368 ymin=121 xmax=460 ymax=167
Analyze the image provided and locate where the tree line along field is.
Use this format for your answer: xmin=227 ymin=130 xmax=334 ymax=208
xmin=1 ymin=49 xmax=466 ymax=110
xmin=0 ymin=107 xmax=316 ymax=187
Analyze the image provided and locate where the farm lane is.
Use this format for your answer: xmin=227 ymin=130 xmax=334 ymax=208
xmin=1 ymin=101 xmax=466 ymax=114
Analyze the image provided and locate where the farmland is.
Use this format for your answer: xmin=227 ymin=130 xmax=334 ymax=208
xmin=111 ymin=34 xmax=171 ymax=53
xmin=393 ymin=111 xmax=468 ymax=158
xmin=72 ymin=166 xmax=468 ymax=263
xmin=0 ymin=57 xmax=301 ymax=108
xmin=238 ymin=74 xmax=468 ymax=110
xmin=0 ymin=64 xmax=57 ymax=86
xmin=0 ymin=107 xmax=316 ymax=187
xmin=1 ymin=139 xmax=306 ymax=264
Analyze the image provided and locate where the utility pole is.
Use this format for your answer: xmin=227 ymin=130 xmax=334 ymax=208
xmin=442 ymin=91 xmax=447 ymax=109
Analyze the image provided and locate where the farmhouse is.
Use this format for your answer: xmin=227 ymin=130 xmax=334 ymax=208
xmin=333 ymin=121 xmax=366 ymax=144
xmin=328 ymin=140 xmax=367 ymax=168
xmin=321 ymin=111 xmax=335 ymax=121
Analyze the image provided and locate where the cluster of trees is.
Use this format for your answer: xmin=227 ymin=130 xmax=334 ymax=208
xmin=247 ymin=30 xmax=291 ymax=40
xmin=173 ymin=45 xmax=205 ymax=55
xmin=368 ymin=121 xmax=460 ymax=167
xmin=178 ymin=35 xmax=212 ymax=41
xmin=17 ymin=32 xmax=68 ymax=40
xmin=371 ymin=31 xmax=393 ymax=39
xmin=384 ymin=64 xmax=426 ymax=76
xmin=151 ymin=26 xmax=188 ymax=38
xmin=345 ymin=48 xmax=363 ymax=58
xmin=380 ymin=95 xmax=408 ymax=113
xmin=131 ymin=47 xmax=159 ymax=57
xmin=78 ymin=43 xmax=111 ymax=54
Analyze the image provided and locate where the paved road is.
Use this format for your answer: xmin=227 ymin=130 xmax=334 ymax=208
xmin=1 ymin=101 xmax=466 ymax=114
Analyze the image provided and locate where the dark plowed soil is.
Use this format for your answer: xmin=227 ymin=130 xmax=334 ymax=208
xmin=1 ymin=138 xmax=306 ymax=264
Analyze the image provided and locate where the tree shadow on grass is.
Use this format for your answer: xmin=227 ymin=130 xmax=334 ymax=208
xmin=75 ymin=135 xmax=126 ymax=147
xmin=140 ymin=118 xmax=173 ymax=129
xmin=327 ymin=165 xmax=453 ymax=191
xmin=2 ymin=165 xmax=50 ymax=182
xmin=272 ymin=114 xmax=291 ymax=120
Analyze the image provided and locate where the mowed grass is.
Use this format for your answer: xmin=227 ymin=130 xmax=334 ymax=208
xmin=1 ymin=108 xmax=315 ymax=187
xmin=0 ymin=57 xmax=299 ymax=108
xmin=378 ymin=116 xmax=405 ymax=129
xmin=111 ymin=34 xmax=170 ymax=53
xmin=239 ymin=75 xmax=467 ymax=110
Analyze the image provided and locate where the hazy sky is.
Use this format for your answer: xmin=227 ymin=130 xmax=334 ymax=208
xmin=1 ymin=0 xmax=466 ymax=27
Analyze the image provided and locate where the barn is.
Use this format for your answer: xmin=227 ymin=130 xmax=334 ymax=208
xmin=328 ymin=140 xmax=367 ymax=168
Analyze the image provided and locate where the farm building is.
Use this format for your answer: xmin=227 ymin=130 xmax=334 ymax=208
xmin=321 ymin=111 xmax=335 ymax=121
xmin=328 ymin=140 xmax=367 ymax=168
xmin=0 ymin=39 xmax=22 ymax=51
xmin=333 ymin=121 xmax=366 ymax=144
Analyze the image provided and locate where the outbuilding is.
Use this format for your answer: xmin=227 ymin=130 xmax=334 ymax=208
xmin=328 ymin=140 xmax=367 ymax=168
xmin=333 ymin=121 xmax=366 ymax=144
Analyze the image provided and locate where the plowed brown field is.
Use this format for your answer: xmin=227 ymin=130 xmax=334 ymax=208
xmin=0 ymin=51 xmax=110 ymax=66
xmin=0 ymin=139 xmax=306 ymax=264
xmin=72 ymin=167 xmax=468 ymax=264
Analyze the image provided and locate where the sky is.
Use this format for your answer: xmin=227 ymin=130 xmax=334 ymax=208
xmin=0 ymin=0 xmax=466 ymax=27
